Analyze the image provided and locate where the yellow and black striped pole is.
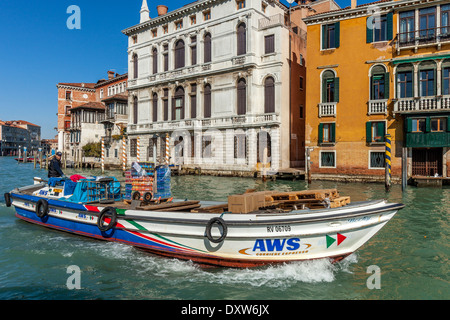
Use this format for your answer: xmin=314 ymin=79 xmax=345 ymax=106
xmin=385 ymin=133 xmax=391 ymax=191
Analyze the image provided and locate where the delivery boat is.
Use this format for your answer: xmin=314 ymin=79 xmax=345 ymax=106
xmin=4 ymin=165 xmax=404 ymax=268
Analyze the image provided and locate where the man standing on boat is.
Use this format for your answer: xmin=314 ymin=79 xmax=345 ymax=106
xmin=48 ymin=152 xmax=65 ymax=178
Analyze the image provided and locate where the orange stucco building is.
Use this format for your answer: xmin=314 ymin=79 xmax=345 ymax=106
xmin=303 ymin=0 xmax=450 ymax=182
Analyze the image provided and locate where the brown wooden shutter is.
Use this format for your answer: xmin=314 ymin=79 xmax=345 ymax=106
xmin=264 ymin=35 xmax=274 ymax=54
xmin=152 ymin=93 xmax=158 ymax=122
xmin=152 ymin=48 xmax=158 ymax=74
xmin=237 ymin=23 xmax=246 ymax=55
xmin=191 ymin=84 xmax=197 ymax=119
xmin=175 ymin=40 xmax=185 ymax=69
xmin=133 ymin=54 xmax=138 ymax=79
xmin=204 ymin=84 xmax=211 ymax=118
xmin=264 ymin=77 xmax=275 ymax=113
xmin=204 ymin=33 xmax=211 ymax=63
xmin=191 ymin=36 xmax=197 ymax=65
xmin=163 ymin=89 xmax=168 ymax=121
xmin=133 ymin=97 xmax=138 ymax=124
xmin=237 ymin=78 xmax=246 ymax=115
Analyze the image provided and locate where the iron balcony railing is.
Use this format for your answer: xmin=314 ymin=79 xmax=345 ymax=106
xmin=396 ymin=26 xmax=450 ymax=49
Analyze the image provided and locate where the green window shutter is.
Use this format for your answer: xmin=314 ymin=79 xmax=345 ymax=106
xmin=366 ymin=122 xmax=372 ymax=143
xmin=447 ymin=117 xmax=450 ymax=132
xmin=330 ymin=123 xmax=336 ymax=142
xmin=318 ymin=123 xmax=324 ymax=144
xmin=434 ymin=69 xmax=437 ymax=96
xmin=387 ymin=12 xmax=393 ymax=41
xmin=334 ymin=77 xmax=340 ymax=102
xmin=406 ymin=118 xmax=412 ymax=133
xmin=384 ymin=72 xmax=390 ymax=99
xmin=378 ymin=122 xmax=386 ymax=142
xmin=322 ymin=25 xmax=327 ymax=49
xmin=425 ymin=117 xmax=431 ymax=132
xmin=366 ymin=17 xmax=373 ymax=43
xmin=334 ymin=22 xmax=340 ymax=48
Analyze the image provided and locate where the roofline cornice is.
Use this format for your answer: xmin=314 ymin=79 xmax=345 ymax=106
xmin=56 ymin=84 xmax=96 ymax=92
xmin=302 ymin=0 xmax=442 ymax=25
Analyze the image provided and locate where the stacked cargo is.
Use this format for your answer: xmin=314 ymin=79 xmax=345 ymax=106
xmin=124 ymin=162 xmax=171 ymax=201
xmin=155 ymin=165 xmax=171 ymax=199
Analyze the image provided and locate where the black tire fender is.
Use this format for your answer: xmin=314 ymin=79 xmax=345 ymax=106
xmin=143 ymin=192 xmax=153 ymax=202
xmin=4 ymin=193 xmax=12 ymax=207
xmin=205 ymin=217 xmax=227 ymax=243
xmin=132 ymin=191 xmax=141 ymax=201
xmin=97 ymin=207 xmax=117 ymax=232
xmin=36 ymin=199 xmax=49 ymax=218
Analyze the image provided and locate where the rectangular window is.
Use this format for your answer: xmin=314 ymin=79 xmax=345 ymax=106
xmin=234 ymin=134 xmax=247 ymax=159
xmin=202 ymin=135 xmax=212 ymax=158
xmin=65 ymin=91 xmax=72 ymax=100
xmin=399 ymin=11 xmax=415 ymax=45
xmin=397 ymin=71 xmax=413 ymax=98
xmin=65 ymin=106 xmax=71 ymax=115
xmin=369 ymin=151 xmax=385 ymax=169
xmin=175 ymin=98 xmax=183 ymax=121
xmin=237 ymin=0 xmax=245 ymax=10
xmin=322 ymin=22 xmax=339 ymax=49
xmin=299 ymin=76 xmax=304 ymax=90
xmin=373 ymin=15 xmax=388 ymax=42
xmin=191 ymin=84 xmax=197 ymax=119
xmin=152 ymin=29 xmax=157 ymax=38
xmin=366 ymin=121 xmax=386 ymax=143
xmin=264 ymin=34 xmax=275 ymax=54
xmin=130 ymin=139 xmax=137 ymax=157
xmin=442 ymin=5 xmax=450 ymax=35
xmin=419 ymin=7 xmax=436 ymax=40
xmin=163 ymin=89 xmax=169 ymax=121
xmin=420 ymin=69 xmax=435 ymax=96
xmin=372 ymin=74 xmax=385 ymax=100
xmin=203 ymin=10 xmax=211 ymax=21
xmin=411 ymin=118 xmax=426 ymax=132
xmin=430 ymin=117 xmax=446 ymax=132
xmin=175 ymin=20 xmax=183 ymax=30
xmin=190 ymin=15 xmax=196 ymax=25
xmin=320 ymin=151 xmax=336 ymax=168
xmin=318 ymin=123 xmax=335 ymax=144
xmin=299 ymin=105 xmax=303 ymax=119
xmin=163 ymin=25 xmax=168 ymax=34
xmin=444 ymin=67 xmax=450 ymax=95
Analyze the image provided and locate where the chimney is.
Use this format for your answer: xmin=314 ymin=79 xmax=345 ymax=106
xmin=157 ymin=5 xmax=168 ymax=16
xmin=107 ymin=71 xmax=115 ymax=80
xmin=351 ymin=0 xmax=357 ymax=9
xmin=140 ymin=0 xmax=150 ymax=23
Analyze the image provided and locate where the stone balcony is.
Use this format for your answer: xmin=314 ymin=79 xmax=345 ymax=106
xmin=128 ymin=113 xmax=280 ymax=134
xmin=368 ymin=99 xmax=388 ymax=115
xmin=393 ymin=95 xmax=450 ymax=114
xmin=318 ymin=102 xmax=337 ymax=117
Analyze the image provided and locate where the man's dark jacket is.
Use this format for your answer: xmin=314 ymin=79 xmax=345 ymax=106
xmin=48 ymin=157 xmax=64 ymax=178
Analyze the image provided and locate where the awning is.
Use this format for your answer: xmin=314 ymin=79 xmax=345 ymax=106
xmin=392 ymin=54 xmax=450 ymax=65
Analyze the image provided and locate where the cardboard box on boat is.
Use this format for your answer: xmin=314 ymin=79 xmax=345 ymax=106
xmin=228 ymin=192 xmax=267 ymax=214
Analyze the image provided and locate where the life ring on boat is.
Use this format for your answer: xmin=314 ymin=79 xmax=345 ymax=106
xmin=35 ymin=199 xmax=49 ymax=218
xmin=143 ymin=192 xmax=153 ymax=202
xmin=4 ymin=193 xmax=11 ymax=207
xmin=97 ymin=207 xmax=117 ymax=232
xmin=205 ymin=217 xmax=227 ymax=243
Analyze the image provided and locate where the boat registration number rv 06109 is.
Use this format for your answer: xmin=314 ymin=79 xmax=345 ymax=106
xmin=267 ymin=225 xmax=291 ymax=233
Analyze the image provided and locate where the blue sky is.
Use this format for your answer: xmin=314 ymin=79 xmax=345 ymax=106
xmin=0 ymin=0 xmax=369 ymax=139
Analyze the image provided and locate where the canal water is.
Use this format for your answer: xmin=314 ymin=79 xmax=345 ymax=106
xmin=0 ymin=156 xmax=448 ymax=300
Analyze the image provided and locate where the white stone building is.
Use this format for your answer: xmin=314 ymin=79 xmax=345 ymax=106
xmin=123 ymin=0 xmax=294 ymax=174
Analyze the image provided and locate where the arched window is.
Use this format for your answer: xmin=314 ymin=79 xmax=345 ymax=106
xmin=152 ymin=92 xmax=158 ymax=122
xmin=133 ymin=53 xmax=138 ymax=79
xmin=237 ymin=78 xmax=246 ymax=115
xmin=173 ymin=86 xmax=185 ymax=120
xmin=237 ymin=23 xmax=246 ymax=56
xmin=322 ymin=70 xmax=339 ymax=103
xmin=204 ymin=33 xmax=211 ymax=63
xmin=152 ymin=48 xmax=158 ymax=74
xmin=175 ymin=40 xmax=185 ymax=69
xmin=264 ymin=77 xmax=275 ymax=113
xmin=370 ymin=65 xmax=389 ymax=100
xmin=204 ymin=84 xmax=211 ymax=118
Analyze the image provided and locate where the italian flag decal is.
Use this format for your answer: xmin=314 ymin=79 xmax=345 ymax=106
xmin=326 ymin=233 xmax=346 ymax=248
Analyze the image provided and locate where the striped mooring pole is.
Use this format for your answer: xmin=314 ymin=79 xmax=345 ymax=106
xmin=385 ymin=133 xmax=392 ymax=191
xmin=101 ymin=137 xmax=105 ymax=174
xmin=122 ymin=136 xmax=127 ymax=172
xmin=165 ymin=133 xmax=170 ymax=165
xmin=137 ymin=137 xmax=141 ymax=163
